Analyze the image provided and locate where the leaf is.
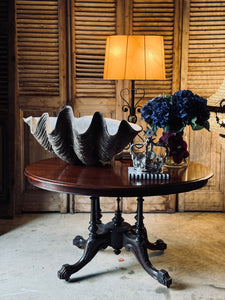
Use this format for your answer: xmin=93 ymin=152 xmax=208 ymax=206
xmin=190 ymin=117 xmax=202 ymax=130
xmin=176 ymin=127 xmax=185 ymax=134
xmin=164 ymin=125 xmax=170 ymax=132
xmin=205 ymin=121 xmax=210 ymax=131
xmin=192 ymin=124 xmax=204 ymax=131
xmin=190 ymin=117 xmax=210 ymax=131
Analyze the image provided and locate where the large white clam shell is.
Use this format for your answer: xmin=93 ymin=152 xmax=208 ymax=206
xmin=24 ymin=106 xmax=141 ymax=166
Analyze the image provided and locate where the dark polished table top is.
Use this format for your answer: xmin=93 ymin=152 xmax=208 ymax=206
xmin=24 ymin=157 xmax=214 ymax=287
xmin=24 ymin=157 xmax=213 ymax=197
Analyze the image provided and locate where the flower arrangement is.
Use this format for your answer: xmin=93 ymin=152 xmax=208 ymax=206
xmin=141 ymin=90 xmax=210 ymax=164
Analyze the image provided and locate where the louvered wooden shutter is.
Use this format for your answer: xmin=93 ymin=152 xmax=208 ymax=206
xmin=16 ymin=0 xmax=61 ymax=97
xmin=121 ymin=0 xmax=179 ymax=213
xmin=180 ymin=0 xmax=225 ymax=211
xmin=72 ymin=0 xmax=117 ymax=117
xmin=72 ymin=0 xmax=179 ymax=213
xmin=15 ymin=0 xmax=68 ymax=213
xmin=71 ymin=0 xmax=118 ymax=213
xmin=181 ymin=0 xmax=225 ymax=98
xmin=133 ymin=0 xmax=178 ymax=99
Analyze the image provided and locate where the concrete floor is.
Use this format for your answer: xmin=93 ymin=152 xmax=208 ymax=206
xmin=1 ymin=212 xmax=225 ymax=300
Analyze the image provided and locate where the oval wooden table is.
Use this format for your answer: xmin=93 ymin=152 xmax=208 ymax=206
xmin=24 ymin=157 xmax=213 ymax=288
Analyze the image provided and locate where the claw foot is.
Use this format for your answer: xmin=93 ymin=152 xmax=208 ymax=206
xmin=73 ymin=235 xmax=86 ymax=249
xmin=57 ymin=264 xmax=74 ymax=281
xmin=157 ymin=269 xmax=172 ymax=288
xmin=146 ymin=238 xmax=167 ymax=251
xmin=155 ymin=239 xmax=167 ymax=251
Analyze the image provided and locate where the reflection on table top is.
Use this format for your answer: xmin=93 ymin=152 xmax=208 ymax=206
xmin=24 ymin=157 xmax=213 ymax=197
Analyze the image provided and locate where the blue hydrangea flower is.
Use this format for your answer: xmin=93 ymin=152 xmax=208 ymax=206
xmin=141 ymin=90 xmax=210 ymax=132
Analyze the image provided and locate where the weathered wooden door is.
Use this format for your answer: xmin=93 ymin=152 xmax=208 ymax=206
xmin=122 ymin=0 xmax=182 ymax=212
xmin=15 ymin=0 xmax=68 ymax=213
xmin=14 ymin=0 xmax=225 ymax=214
xmin=71 ymin=0 xmax=182 ymax=212
xmin=179 ymin=0 xmax=225 ymax=211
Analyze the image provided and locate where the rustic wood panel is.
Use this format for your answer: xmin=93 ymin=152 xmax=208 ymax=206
xmin=72 ymin=0 xmax=182 ymax=213
xmin=72 ymin=0 xmax=117 ymax=117
xmin=22 ymin=190 xmax=67 ymax=213
xmin=133 ymin=0 xmax=178 ymax=100
xmin=220 ymin=146 xmax=225 ymax=200
xmin=20 ymin=108 xmax=68 ymax=213
xmin=15 ymin=0 xmax=68 ymax=213
xmin=183 ymin=0 xmax=225 ymax=98
xmin=16 ymin=0 xmax=60 ymax=96
xmin=123 ymin=195 xmax=176 ymax=213
xmin=180 ymin=0 xmax=225 ymax=211
xmin=71 ymin=0 xmax=119 ymax=211
xmin=121 ymin=0 xmax=181 ymax=213
xmin=13 ymin=0 xmax=225 ymax=214
xmin=182 ymin=130 xmax=225 ymax=211
xmin=73 ymin=195 xmax=116 ymax=212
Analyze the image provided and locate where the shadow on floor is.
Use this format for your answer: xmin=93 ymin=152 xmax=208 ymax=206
xmin=0 ymin=213 xmax=50 ymax=235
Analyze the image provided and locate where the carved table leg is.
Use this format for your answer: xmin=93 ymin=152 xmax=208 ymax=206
xmin=58 ymin=235 xmax=109 ymax=281
xmin=143 ymin=231 xmax=167 ymax=251
xmin=59 ymin=195 xmax=172 ymax=287
xmin=111 ymin=197 xmax=125 ymax=255
xmin=95 ymin=196 xmax=103 ymax=225
xmin=59 ymin=196 xmax=109 ymax=280
xmin=123 ymin=197 xmax=172 ymax=288
xmin=112 ymin=197 xmax=124 ymax=226
xmin=130 ymin=226 xmax=167 ymax=251
xmin=73 ymin=235 xmax=86 ymax=249
xmin=73 ymin=196 xmax=102 ymax=249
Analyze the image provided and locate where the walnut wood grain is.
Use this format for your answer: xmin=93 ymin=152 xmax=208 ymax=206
xmin=24 ymin=157 xmax=213 ymax=198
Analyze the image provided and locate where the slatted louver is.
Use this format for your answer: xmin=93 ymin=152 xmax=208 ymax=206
xmin=73 ymin=0 xmax=116 ymax=116
xmin=16 ymin=0 xmax=60 ymax=95
xmin=0 ymin=1 xmax=8 ymax=109
xmin=186 ymin=0 xmax=225 ymax=99
xmin=132 ymin=0 xmax=175 ymax=99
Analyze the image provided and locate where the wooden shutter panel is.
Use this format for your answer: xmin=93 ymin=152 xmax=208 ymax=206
xmin=133 ymin=0 xmax=179 ymax=99
xmin=181 ymin=0 xmax=225 ymax=98
xmin=180 ymin=0 xmax=225 ymax=211
xmin=15 ymin=0 xmax=68 ymax=213
xmin=71 ymin=0 xmax=117 ymax=212
xmin=16 ymin=0 xmax=61 ymax=97
xmin=122 ymin=0 xmax=179 ymax=213
xmin=72 ymin=0 xmax=117 ymax=117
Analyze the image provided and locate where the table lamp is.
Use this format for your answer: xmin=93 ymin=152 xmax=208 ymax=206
xmin=103 ymin=35 xmax=166 ymax=123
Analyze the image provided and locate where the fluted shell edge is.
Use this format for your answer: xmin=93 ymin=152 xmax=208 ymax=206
xmin=24 ymin=106 xmax=141 ymax=166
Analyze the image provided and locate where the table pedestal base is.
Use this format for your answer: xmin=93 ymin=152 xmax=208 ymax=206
xmin=57 ymin=196 xmax=172 ymax=288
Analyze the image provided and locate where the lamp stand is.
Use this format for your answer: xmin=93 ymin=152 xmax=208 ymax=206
xmin=120 ymin=80 xmax=145 ymax=124
xmin=115 ymin=80 xmax=144 ymax=160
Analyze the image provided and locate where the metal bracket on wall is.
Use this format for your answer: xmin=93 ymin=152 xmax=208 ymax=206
xmin=208 ymin=99 xmax=225 ymax=138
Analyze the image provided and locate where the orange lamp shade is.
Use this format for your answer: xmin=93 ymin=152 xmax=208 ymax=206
xmin=103 ymin=35 xmax=165 ymax=80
